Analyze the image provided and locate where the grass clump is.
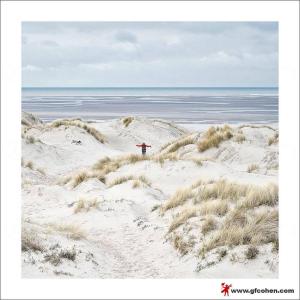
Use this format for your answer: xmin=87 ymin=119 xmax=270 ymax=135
xmin=165 ymin=136 xmax=195 ymax=153
xmin=109 ymin=175 xmax=151 ymax=188
xmin=198 ymin=125 xmax=233 ymax=152
xmin=201 ymin=216 xmax=217 ymax=235
xmin=44 ymin=248 xmax=76 ymax=266
xmin=235 ymin=133 xmax=246 ymax=143
xmin=25 ymin=161 xmax=34 ymax=169
xmin=172 ymin=235 xmax=194 ymax=256
xmin=168 ymin=208 xmax=197 ymax=232
xmin=123 ymin=117 xmax=134 ymax=127
xmin=51 ymin=119 xmax=105 ymax=143
xmin=22 ymin=229 xmax=44 ymax=252
xmin=238 ymin=183 xmax=278 ymax=209
xmin=200 ymin=209 xmax=278 ymax=254
xmin=247 ymin=164 xmax=259 ymax=173
xmin=72 ymin=172 xmax=88 ymax=188
xmin=161 ymin=188 xmax=194 ymax=213
xmin=194 ymin=180 xmax=249 ymax=203
xmin=268 ymin=132 xmax=279 ymax=146
xmin=74 ymin=198 xmax=100 ymax=213
xmin=25 ymin=135 xmax=39 ymax=144
xmin=245 ymin=246 xmax=259 ymax=259
xmin=199 ymin=201 xmax=229 ymax=217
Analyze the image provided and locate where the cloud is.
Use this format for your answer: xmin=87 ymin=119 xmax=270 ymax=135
xmin=114 ymin=31 xmax=138 ymax=44
xmin=22 ymin=65 xmax=42 ymax=71
xmin=41 ymin=40 xmax=59 ymax=47
xmin=22 ymin=22 xmax=278 ymax=87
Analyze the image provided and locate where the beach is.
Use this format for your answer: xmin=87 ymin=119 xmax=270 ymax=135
xmin=21 ymin=110 xmax=278 ymax=278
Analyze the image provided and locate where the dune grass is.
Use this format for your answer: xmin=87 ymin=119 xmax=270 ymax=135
xmin=168 ymin=208 xmax=197 ymax=232
xmin=172 ymin=234 xmax=194 ymax=256
xmin=25 ymin=135 xmax=41 ymax=144
xmin=25 ymin=161 xmax=34 ymax=169
xmin=245 ymin=246 xmax=259 ymax=259
xmin=109 ymin=174 xmax=151 ymax=188
xmin=164 ymin=136 xmax=195 ymax=154
xmin=73 ymin=198 xmax=100 ymax=213
xmin=247 ymin=164 xmax=259 ymax=173
xmin=201 ymin=216 xmax=217 ymax=235
xmin=161 ymin=188 xmax=195 ymax=213
xmin=200 ymin=209 xmax=278 ymax=255
xmin=235 ymin=133 xmax=246 ymax=143
xmin=162 ymin=179 xmax=278 ymax=257
xmin=123 ymin=117 xmax=134 ymax=127
xmin=51 ymin=119 xmax=105 ymax=143
xmin=198 ymin=125 xmax=233 ymax=152
xmin=268 ymin=132 xmax=279 ymax=146
xmin=238 ymin=183 xmax=278 ymax=209
xmin=72 ymin=172 xmax=88 ymax=188
xmin=22 ymin=229 xmax=44 ymax=252
xmin=198 ymin=200 xmax=229 ymax=216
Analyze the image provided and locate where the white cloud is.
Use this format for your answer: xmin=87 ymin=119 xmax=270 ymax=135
xmin=22 ymin=22 xmax=278 ymax=87
xmin=22 ymin=65 xmax=42 ymax=71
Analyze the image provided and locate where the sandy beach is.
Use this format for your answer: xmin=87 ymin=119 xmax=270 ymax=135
xmin=21 ymin=112 xmax=278 ymax=278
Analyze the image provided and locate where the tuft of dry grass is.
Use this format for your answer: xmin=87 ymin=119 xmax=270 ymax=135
xmin=25 ymin=161 xmax=34 ymax=169
xmin=191 ymin=158 xmax=203 ymax=166
xmin=123 ymin=117 xmax=134 ymax=127
xmin=194 ymin=180 xmax=249 ymax=204
xmin=36 ymin=168 xmax=45 ymax=175
xmin=161 ymin=188 xmax=194 ymax=213
xmin=59 ymin=176 xmax=72 ymax=185
xmin=73 ymin=198 xmax=100 ymax=213
xmin=22 ymin=119 xmax=31 ymax=126
xmin=238 ymin=183 xmax=278 ymax=209
xmin=165 ymin=136 xmax=195 ymax=153
xmin=109 ymin=174 xmax=151 ymax=188
xmin=247 ymin=164 xmax=259 ymax=173
xmin=51 ymin=119 xmax=105 ymax=143
xmin=245 ymin=246 xmax=259 ymax=259
xmin=172 ymin=234 xmax=194 ymax=256
xmin=168 ymin=208 xmax=197 ymax=232
xmin=201 ymin=216 xmax=217 ymax=235
xmin=72 ymin=172 xmax=88 ymax=188
xmin=268 ymin=132 xmax=279 ymax=146
xmin=198 ymin=125 xmax=233 ymax=152
xmin=44 ymin=248 xmax=76 ymax=266
xmin=200 ymin=209 xmax=278 ymax=254
xmin=199 ymin=200 xmax=229 ymax=216
xmin=22 ymin=229 xmax=44 ymax=252
xmin=235 ymin=133 xmax=246 ymax=143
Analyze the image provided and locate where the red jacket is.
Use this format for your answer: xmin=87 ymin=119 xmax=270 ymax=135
xmin=136 ymin=143 xmax=151 ymax=150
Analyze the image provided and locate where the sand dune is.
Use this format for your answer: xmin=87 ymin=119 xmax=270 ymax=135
xmin=21 ymin=114 xmax=278 ymax=278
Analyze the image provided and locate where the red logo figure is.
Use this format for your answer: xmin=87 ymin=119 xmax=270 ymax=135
xmin=136 ymin=142 xmax=151 ymax=155
xmin=221 ymin=283 xmax=232 ymax=296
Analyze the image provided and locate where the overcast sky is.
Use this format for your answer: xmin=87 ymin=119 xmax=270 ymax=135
xmin=22 ymin=22 xmax=278 ymax=87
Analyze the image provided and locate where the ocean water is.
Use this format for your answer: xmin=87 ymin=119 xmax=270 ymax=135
xmin=22 ymin=87 xmax=278 ymax=124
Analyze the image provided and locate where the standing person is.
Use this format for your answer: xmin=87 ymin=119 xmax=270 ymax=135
xmin=136 ymin=142 xmax=151 ymax=155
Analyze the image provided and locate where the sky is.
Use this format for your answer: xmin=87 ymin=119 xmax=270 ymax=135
xmin=22 ymin=22 xmax=278 ymax=87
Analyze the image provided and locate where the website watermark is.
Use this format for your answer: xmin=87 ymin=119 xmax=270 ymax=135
xmin=221 ymin=282 xmax=295 ymax=296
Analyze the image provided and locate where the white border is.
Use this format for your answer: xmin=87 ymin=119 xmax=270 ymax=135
xmin=1 ymin=1 xmax=299 ymax=299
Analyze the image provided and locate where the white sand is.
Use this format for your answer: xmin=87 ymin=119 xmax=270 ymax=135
xmin=21 ymin=112 xmax=278 ymax=278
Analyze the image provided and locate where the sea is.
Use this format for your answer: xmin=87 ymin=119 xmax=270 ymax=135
xmin=22 ymin=87 xmax=278 ymax=124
